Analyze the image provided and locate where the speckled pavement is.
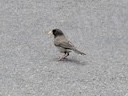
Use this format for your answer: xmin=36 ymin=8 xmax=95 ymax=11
xmin=0 ymin=0 xmax=128 ymax=96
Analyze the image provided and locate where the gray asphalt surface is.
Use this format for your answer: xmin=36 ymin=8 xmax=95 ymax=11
xmin=0 ymin=0 xmax=128 ymax=96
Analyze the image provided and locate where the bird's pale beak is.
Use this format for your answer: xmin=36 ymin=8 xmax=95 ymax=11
xmin=48 ymin=31 xmax=52 ymax=35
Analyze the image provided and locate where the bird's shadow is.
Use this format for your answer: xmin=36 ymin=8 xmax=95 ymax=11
xmin=53 ymin=57 xmax=87 ymax=66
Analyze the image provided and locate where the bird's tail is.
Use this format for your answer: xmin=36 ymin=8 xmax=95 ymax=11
xmin=72 ymin=47 xmax=86 ymax=55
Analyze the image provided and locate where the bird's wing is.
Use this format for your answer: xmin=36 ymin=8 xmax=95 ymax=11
xmin=55 ymin=40 xmax=74 ymax=49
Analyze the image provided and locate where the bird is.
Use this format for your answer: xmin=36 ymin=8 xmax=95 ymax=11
xmin=48 ymin=29 xmax=86 ymax=60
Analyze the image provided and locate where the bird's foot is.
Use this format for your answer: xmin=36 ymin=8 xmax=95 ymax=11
xmin=58 ymin=57 xmax=66 ymax=61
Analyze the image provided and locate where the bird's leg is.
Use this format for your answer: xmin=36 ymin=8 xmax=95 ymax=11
xmin=59 ymin=53 xmax=64 ymax=59
xmin=59 ymin=53 xmax=65 ymax=61
xmin=64 ymin=53 xmax=69 ymax=59
xmin=59 ymin=52 xmax=69 ymax=61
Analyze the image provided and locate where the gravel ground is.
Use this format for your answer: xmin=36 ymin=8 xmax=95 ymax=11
xmin=0 ymin=0 xmax=128 ymax=96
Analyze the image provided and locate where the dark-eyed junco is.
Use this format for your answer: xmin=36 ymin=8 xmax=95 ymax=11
xmin=48 ymin=29 xmax=86 ymax=60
